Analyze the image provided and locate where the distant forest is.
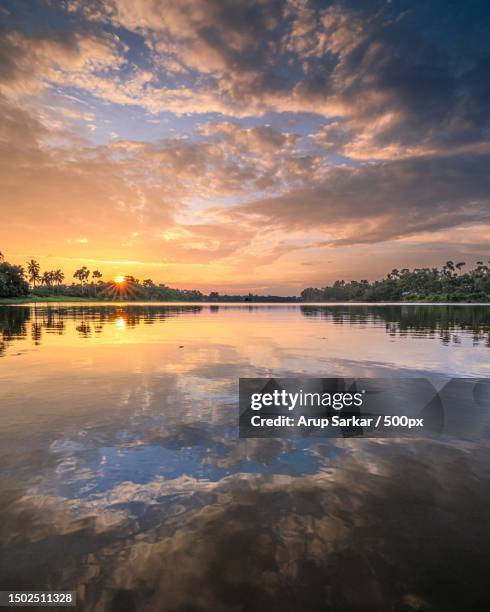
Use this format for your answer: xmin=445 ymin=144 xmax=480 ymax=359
xmin=0 ymin=253 xmax=293 ymax=302
xmin=301 ymin=261 xmax=490 ymax=302
xmin=0 ymin=252 xmax=489 ymax=302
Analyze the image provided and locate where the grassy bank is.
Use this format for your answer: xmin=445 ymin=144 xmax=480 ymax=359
xmin=0 ymin=296 xmax=105 ymax=304
xmin=1 ymin=295 xmax=489 ymax=305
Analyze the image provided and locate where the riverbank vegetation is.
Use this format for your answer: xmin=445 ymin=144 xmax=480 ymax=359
xmin=301 ymin=261 xmax=490 ymax=303
xmin=0 ymin=252 xmax=488 ymax=303
xmin=0 ymin=253 xmax=295 ymax=302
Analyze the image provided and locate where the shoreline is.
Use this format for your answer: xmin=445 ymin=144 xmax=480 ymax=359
xmin=1 ymin=297 xmax=489 ymax=306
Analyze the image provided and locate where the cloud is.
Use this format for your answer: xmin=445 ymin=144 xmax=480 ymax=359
xmin=49 ymin=0 xmax=488 ymax=158
xmin=231 ymin=154 xmax=490 ymax=245
xmin=0 ymin=94 xmax=176 ymax=254
xmin=1 ymin=0 xmax=490 ymax=290
xmin=2 ymin=1 xmax=490 ymax=158
xmin=88 ymin=0 xmax=285 ymax=72
xmin=0 ymin=95 xmax=287 ymax=267
xmin=0 ymin=27 xmax=126 ymax=99
xmin=198 ymin=121 xmax=298 ymax=155
xmin=1 ymin=82 xmax=489 ymax=287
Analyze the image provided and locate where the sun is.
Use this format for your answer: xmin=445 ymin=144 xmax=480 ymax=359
xmin=103 ymin=274 xmax=139 ymax=299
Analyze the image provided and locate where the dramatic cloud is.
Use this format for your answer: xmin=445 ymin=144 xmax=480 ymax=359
xmin=0 ymin=27 xmax=126 ymax=98
xmin=56 ymin=0 xmax=490 ymax=153
xmin=231 ymin=154 xmax=490 ymax=244
xmin=0 ymin=0 xmax=489 ymax=292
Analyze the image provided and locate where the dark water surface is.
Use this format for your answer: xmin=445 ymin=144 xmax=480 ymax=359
xmin=0 ymin=304 xmax=489 ymax=611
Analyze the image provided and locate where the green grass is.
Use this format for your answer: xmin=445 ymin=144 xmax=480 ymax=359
xmin=0 ymin=295 xmax=104 ymax=304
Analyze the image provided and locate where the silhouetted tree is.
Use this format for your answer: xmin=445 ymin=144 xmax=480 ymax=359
xmin=27 ymin=259 xmax=41 ymax=288
xmin=53 ymin=269 xmax=64 ymax=287
xmin=73 ymin=266 xmax=90 ymax=292
xmin=0 ymin=260 xmax=29 ymax=297
xmin=41 ymin=271 xmax=54 ymax=287
xmin=301 ymin=260 xmax=490 ymax=303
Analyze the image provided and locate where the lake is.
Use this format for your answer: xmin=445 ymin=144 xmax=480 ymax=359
xmin=0 ymin=303 xmax=489 ymax=611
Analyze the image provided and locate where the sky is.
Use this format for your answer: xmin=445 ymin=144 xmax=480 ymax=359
xmin=0 ymin=0 xmax=489 ymax=295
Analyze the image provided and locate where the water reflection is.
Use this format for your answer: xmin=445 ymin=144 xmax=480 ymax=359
xmin=301 ymin=304 xmax=490 ymax=345
xmin=0 ymin=304 xmax=205 ymax=354
xmin=1 ymin=304 xmax=489 ymax=355
xmin=0 ymin=304 xmax=489 ymax=611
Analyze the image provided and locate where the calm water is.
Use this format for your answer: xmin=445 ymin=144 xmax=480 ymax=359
xmin=0 ymin=304 xmax=489 ymax=611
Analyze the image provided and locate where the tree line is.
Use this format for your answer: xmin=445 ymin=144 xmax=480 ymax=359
xmin=25 ymin=261 xmax=103 ymax=294
xmin=300 ymin=261 xmax=490 ymax=302
xmin=0 ymin=255 xmax=205 ymax=300
xmin=1 ymin=252 xmax=489 ymax=301
xmin=0 ymin=254 xmax=293 ymax=301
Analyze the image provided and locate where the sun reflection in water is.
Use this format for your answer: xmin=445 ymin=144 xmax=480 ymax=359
xmin=115 ymin=317 xmax=126 ymax=329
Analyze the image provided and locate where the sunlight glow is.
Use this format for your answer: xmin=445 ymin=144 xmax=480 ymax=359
xmin=115 ymin=317 xmax=126 ymax=329
xmin=114 ymin=275 xmax=125 ymax=284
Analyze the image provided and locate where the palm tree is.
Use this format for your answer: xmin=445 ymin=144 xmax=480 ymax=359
xmin=73 ymin=266 xmax=90 ymax=284
xmin=53 ymin=269 xmax=64 ymax=286
xmin=52 ymin=269 xmax=64 ymax=293
xmin=27 ymin=259 xmax=41 ymax=288
xmin=73 ymin=266 xmax=91 ymax=294
xmin=73 ymin=269 xmax=82 ymax=283
xmin=455 ymin=262 xmax=466 ymax=274
xmin=41 ymin=271 xmax=55 ymax=288
xmin=0 ymin=251 xmax=4 ymax=262
xmin=89 ymin=270 xmax=102 ymax=297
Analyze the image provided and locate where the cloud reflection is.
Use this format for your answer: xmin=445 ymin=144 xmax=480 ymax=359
xmin=0 ymin=304 xmax=489 ymax=610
